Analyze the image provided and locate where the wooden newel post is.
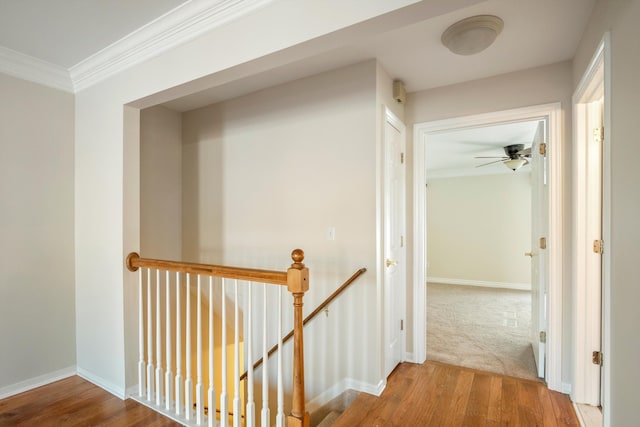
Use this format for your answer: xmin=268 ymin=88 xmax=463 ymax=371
xmin=287 ymin=249 xmax=310 ymax=427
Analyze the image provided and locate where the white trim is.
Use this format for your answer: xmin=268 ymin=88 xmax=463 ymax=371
xmin=382 ymin=106 xmax=408 ymax=377
xmin=77 ymin=367 xmax=126 ymax=399
xmin=427 ymin=277 xmax=531 ymax=291
xmin=563 ymin=382 xmax=573 ymax=395
xmin=306 ymin=378 xmax=387 ymax=412
xmin=70 ymin=0 xmax=273 ymax=91
xmin=0 ymin=0 xmax=272 ymax=92
xmin=571 ymin=33 xmax=611 ymax=413
xmin=413 ymin=102 xmax=564 ymax=391
xmin=0 ymin=365 xmax=76 ymax=399
xmin=0 ymin=46 xmax=73 ymax=92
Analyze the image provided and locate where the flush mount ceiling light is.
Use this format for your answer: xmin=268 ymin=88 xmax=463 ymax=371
xmin=441 ymin=15 xmax=504 ymax=55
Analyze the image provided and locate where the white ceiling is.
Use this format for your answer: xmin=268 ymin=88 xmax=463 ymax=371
xmin=426 ymin=119 xmax=542 ymax=178
xmin=0 ymin=0 xmax=595 ymax=173
xmin=0 ymin=0 xmax=189 ymax=68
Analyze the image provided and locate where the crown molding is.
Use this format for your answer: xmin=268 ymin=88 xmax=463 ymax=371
xmin=0 ymin=46 xmax=73 ymax=92
xmin=70 ymin=0 xmax=273 ymax=92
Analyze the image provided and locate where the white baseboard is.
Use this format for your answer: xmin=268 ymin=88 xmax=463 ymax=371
xmin=404 ymin=352 xmax=415 ymax=363
xmin=307 ymin=377 xmax=386 ymax=412
xmin=77 ymin=367 xmax=126 ymax=399
xmin=562 ymin=382 xmax=572 ymax=394
xmin=0 ymin=365 xmax=76 ymax=399
xmin=427 ymin=277 xmax=531 ymax=291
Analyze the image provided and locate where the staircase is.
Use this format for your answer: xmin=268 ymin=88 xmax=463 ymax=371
xmin=126 ymin=249 xmax=310 ymax=427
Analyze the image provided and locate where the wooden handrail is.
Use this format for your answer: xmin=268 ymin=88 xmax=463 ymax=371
xmin=126 ymin=252 xmax=288 ymax=286
xmin=126 ymin=249 xmax=312 ymax=427
xmin=240 ymin=267 xmax=367 ymax=381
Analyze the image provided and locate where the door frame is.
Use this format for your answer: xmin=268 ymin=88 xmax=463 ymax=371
xmin=382 ymin=106 xmax=407 ymax=378
xmin=413 ymin=103 xmax=563 ymax=391
xmin=572 ymin=33 xmax=610 ymax=408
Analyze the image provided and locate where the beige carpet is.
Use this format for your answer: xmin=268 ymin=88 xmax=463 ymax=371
xmin=427 ymin=282 xmax=539 ymax=381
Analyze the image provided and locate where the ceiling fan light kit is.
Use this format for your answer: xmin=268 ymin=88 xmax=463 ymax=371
xmin=503 ymin=158 xmax=527 ymax=171
xmin=441 ymin=15 xmax=504 ymax=56
xmin=474 ymin=143 xmax=531 ymax=171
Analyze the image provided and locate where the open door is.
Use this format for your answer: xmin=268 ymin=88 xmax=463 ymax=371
xmin=383 ymin=108 xmax=406 ymax=377
xmin=529 ymin=120 xmax=548 ymax=379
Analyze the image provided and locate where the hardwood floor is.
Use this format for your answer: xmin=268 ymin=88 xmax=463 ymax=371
xmin=0 ymin=376 xmax=179 ymax=426
xmin=1 ymin=363 xmax=580 ymax=427
xmin=333 ymin=361 xmax=580 ymax=427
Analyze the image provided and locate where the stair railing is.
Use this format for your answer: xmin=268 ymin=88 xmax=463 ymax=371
xmin=240 ymin=267 xmax=367 ymax=382
xmin=126 ymin=248 xmax=310 ymax=427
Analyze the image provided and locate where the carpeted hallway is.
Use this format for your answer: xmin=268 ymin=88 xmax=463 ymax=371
xmin=426 ymin=282 xmax=539 ymax=381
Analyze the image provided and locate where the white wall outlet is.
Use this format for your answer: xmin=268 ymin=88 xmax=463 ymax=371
xmin=327 ymin=226 xmax=336 ymax=241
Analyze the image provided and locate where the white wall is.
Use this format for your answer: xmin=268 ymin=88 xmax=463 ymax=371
xmin=405 ymin=61 xmax=574 ymax=378
xmin=75 ymin=0 xmax=422 ymax=395
xmin=0 ymin=73 xmax=76 ymax=393
xmin=140 ymin=105 xmax=182 ymax=259
xmin=426 ymin=173 xmax=531 ymax=287
xmin=572 ymin=1 xmax=640 ymax=425
xmin=181 ymin=61 xmax=380 ymax=399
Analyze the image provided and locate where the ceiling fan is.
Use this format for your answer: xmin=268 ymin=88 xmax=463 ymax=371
xmin=475 ymin=143 xmax=531 ymax=171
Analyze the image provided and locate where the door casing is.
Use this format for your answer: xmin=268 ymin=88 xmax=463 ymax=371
xmin=572 ymin=33 xmax=610 ymax=410
xmin=382 ymin=107 xmax=407 ymax=378
xmin=413 ymin=103 xmax=564 ymax=391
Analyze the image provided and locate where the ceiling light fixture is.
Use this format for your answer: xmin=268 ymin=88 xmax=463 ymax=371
xmin=441 ymin=15 xmax=504 ymax=56
xmin=503 ymin=158 xmax=527 ymax=171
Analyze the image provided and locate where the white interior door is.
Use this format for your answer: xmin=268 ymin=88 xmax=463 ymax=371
xmin=530 ymin=120 xmax=549 ymax=379
xmin=383 ymin=109 xmax=406 ymax=377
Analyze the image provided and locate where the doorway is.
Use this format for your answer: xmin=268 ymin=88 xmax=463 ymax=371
xmin=572 ymin=34 xmax=608 ymax=413
xmin=383 ymin=107 xmax=407 ymax=378
xmin=413 ymin=103 xmax=564 ymax=391
xmin=423 ymin=119 xmax=538 ymax=381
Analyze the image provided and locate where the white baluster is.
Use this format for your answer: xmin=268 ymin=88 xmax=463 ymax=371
xmin=208 ymin=276 xmax=216 ymax=427
xmin=138 ymin=268 xmax=146 ymax=398
xmin=186 ymin=274 xmax=193 ymax=420
xmin=166 ymin=270 xmax=173 ymax=411
xmin=196 ymin=275 xmax=204 ymax=425
xmin=156 ymin=269 xmax=164 ymax=407
xmin=176 ymin=272 xmax=184 ymax=416
xmin=261 ymin=284 xmax=270 ymax=427
xmin=220 ymin=278 xmax=229 ymax=427
xmin=276 ymin=286 xmax=284 ymax=427
xmin=233 ymin=280 xmax=241 ymax=427
xmin=147 ymin=268 xmax=155 ymax=402
xmin=246 ymin=284 xmax=255 ymax=427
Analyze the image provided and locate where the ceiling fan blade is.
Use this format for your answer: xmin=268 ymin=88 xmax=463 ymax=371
xmin=475 ymin=159 xmax=506 ymax=168
xmin=474 ymin=156 xmax=509 ymax=159
xmin=517 ymin=147 xmax=532 ymax=156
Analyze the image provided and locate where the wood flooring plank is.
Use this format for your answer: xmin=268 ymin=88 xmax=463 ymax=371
xmin=549 ymin=389 xmax=581 ymax=427
xmin=0 ymin=376 xmax=179 ymax=427
xmin=421 ymin=365 xmax=461 ymax=426
xmin=518 ymin=380 xmax=545 ymax=426
xmin=499 ymin=376 xmax=519 ymax=426
xmin=442 ymin=369 xmax=474 ymax=427
xmin=485 ymin=376 xmax=503 ymax=427
xmin=538 ymin=383 xmax=560 ymax=427
xmin=462 ymin=372 xmax=492 ymax=427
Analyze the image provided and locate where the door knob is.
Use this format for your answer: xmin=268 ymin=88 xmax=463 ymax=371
xmin=386 ymin=259 xmax=398 ymax=267
xmin=525 ymin=252 xmax=534 ymax=257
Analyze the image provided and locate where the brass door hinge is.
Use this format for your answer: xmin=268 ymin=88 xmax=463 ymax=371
xmin=401 ymin=153 xmax=405 ymax=164
xmin=592 ymin=351 xmax=603 ymax=366
xmin=400 ymin=319 xmax=404 ymax=331
xmin=594 ymin=127 xmax=604 ymax=143
xmin=539 ymin=142 xmax=547 ymax=156
xmin=539 ymin=237 xmax=547 ymax=250
xmin=593 ymin=239 xmax=604 ymax=254
xmin=540 ymin=331 xmax=547 ymax=343
xmin=400 ymin=235 xmax=404 ymax=248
